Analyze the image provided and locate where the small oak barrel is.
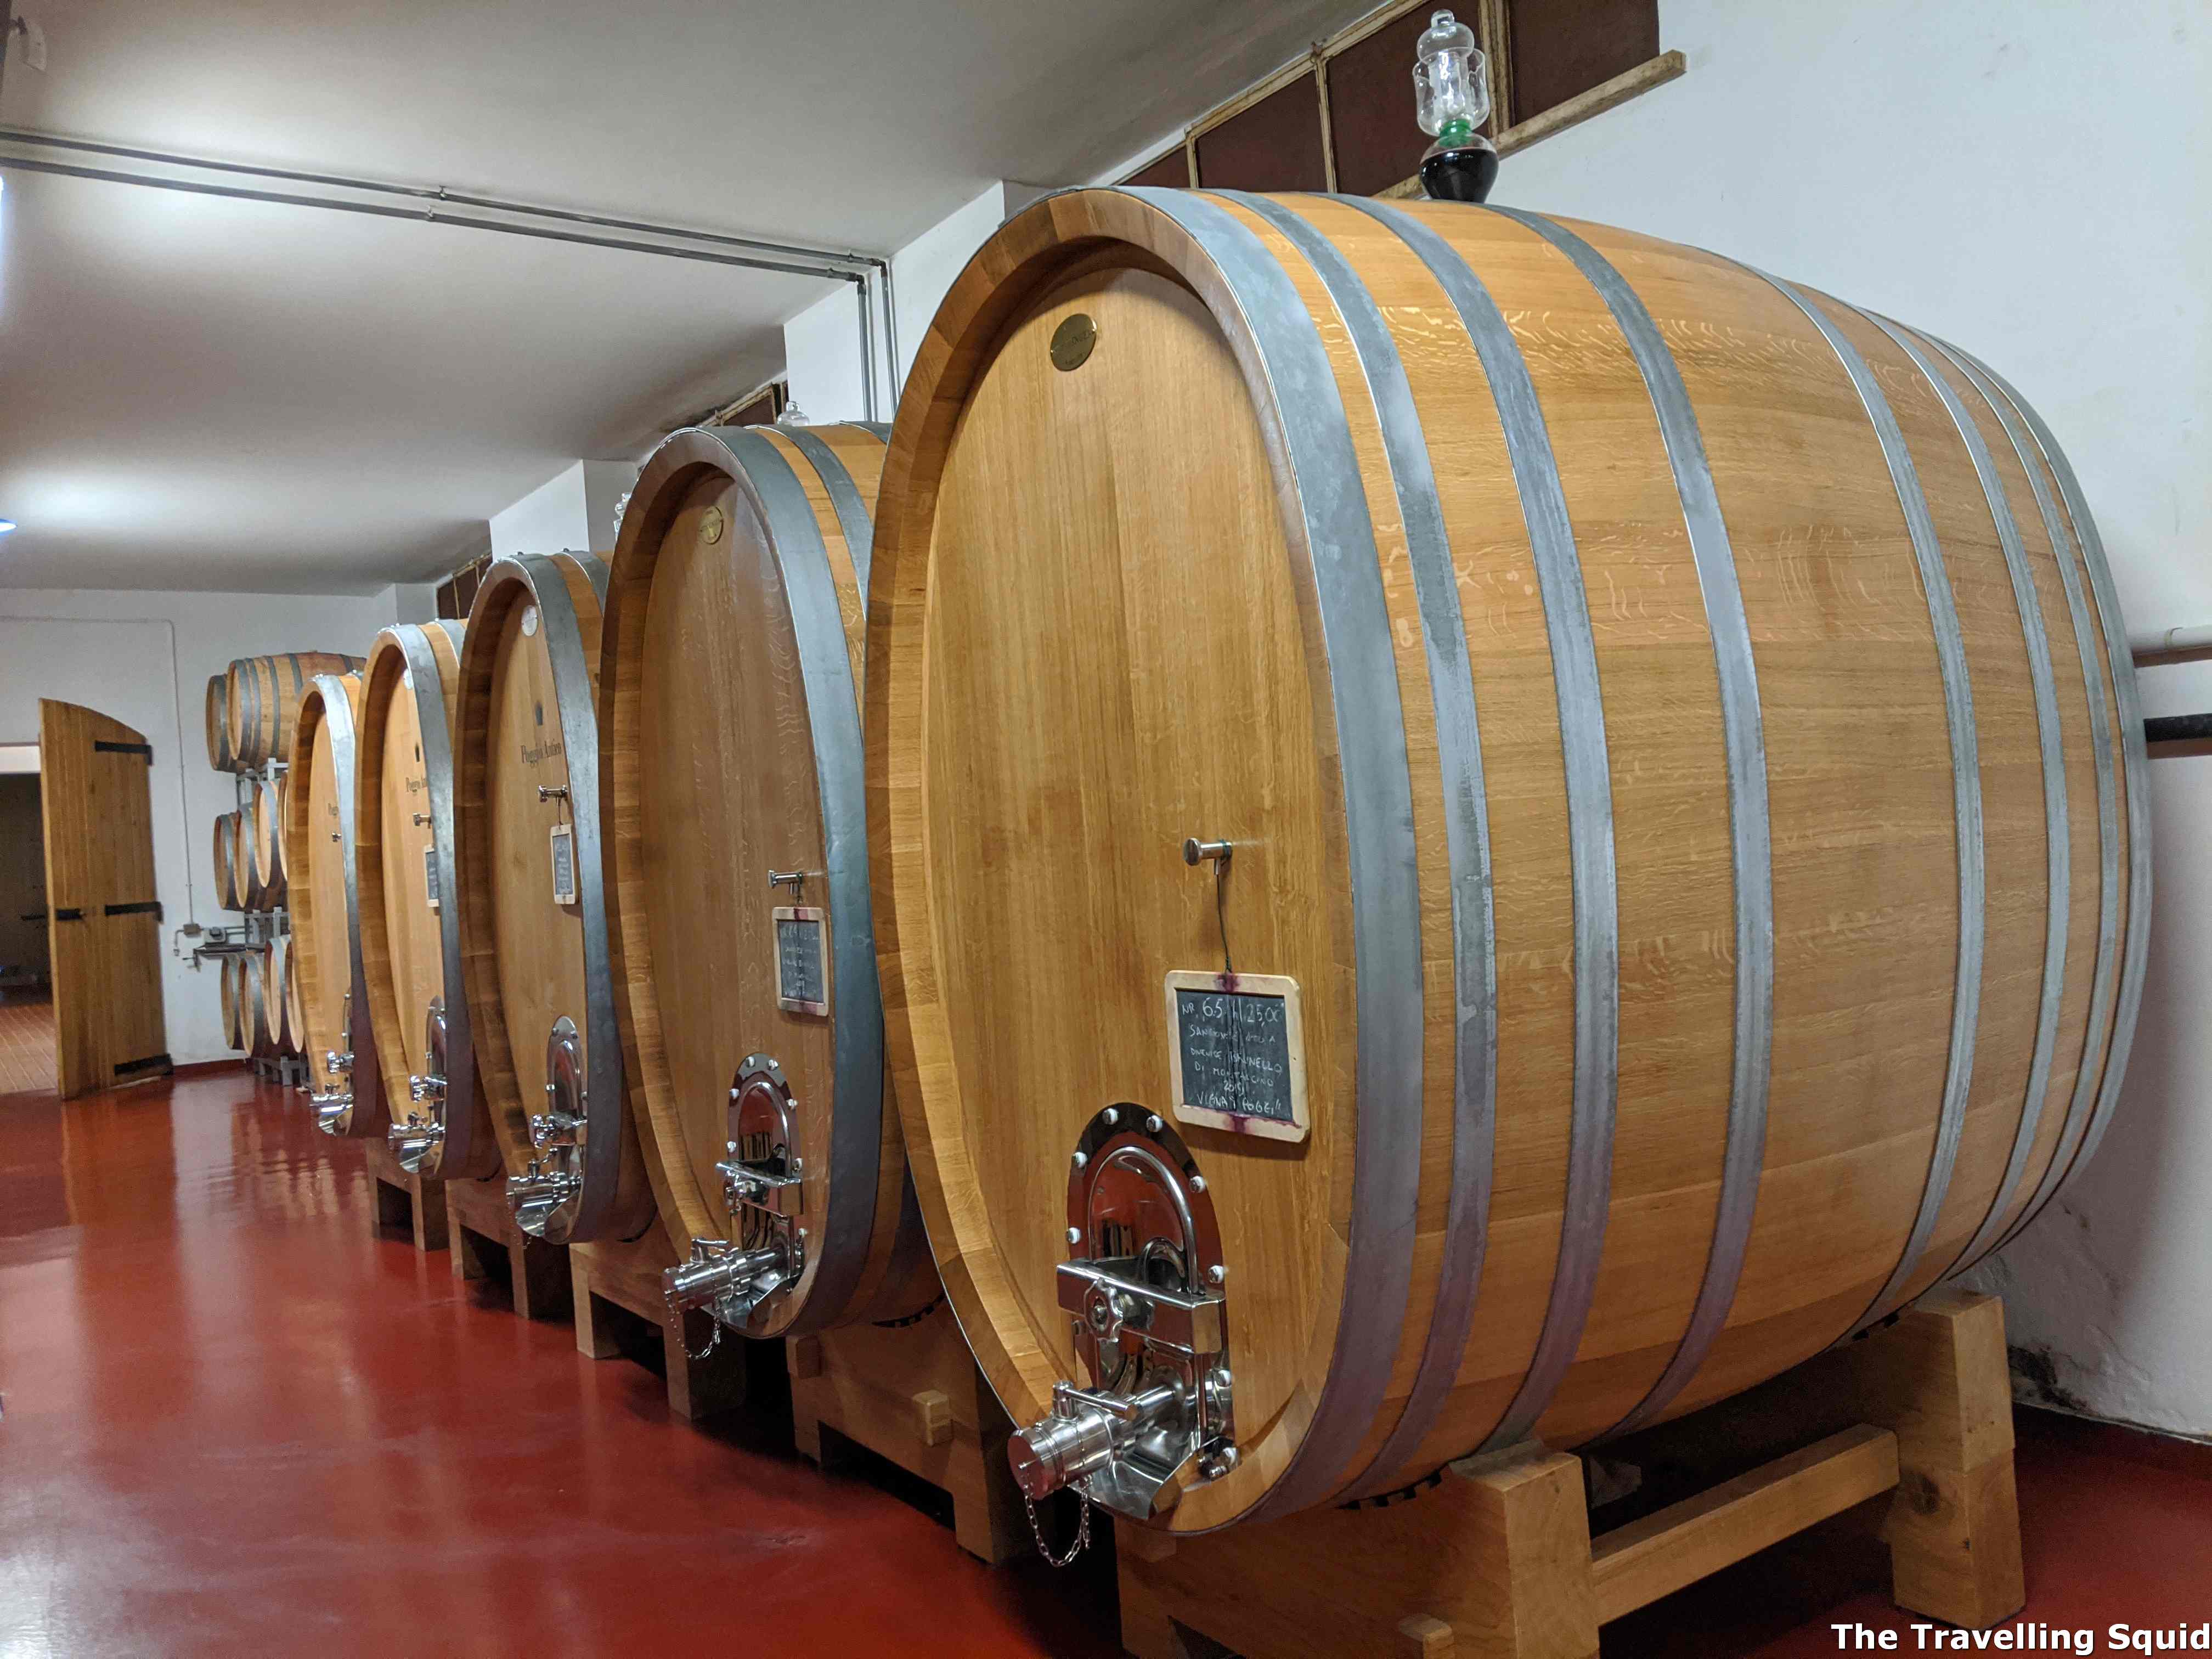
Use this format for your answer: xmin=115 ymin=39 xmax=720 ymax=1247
xmin=250 ymin=776 xmax=287 ymax=909
xmin=225 ymin=651 xmax=364 ymax=771
xmin=286 ymin=671 xmax=386 ymax=1136
xmin=602 ymin=422 xmax=932 ymax=1337
xmin=213 ymin=812 xmax=243 ymax=912
xmin=234 ymin=810 xmax=264 ymax=912
xmin=241 ymin=947 xmax=276 ymax=1059
xmin=453 ymin=552 xmax=653 ymax=1244
xmin=866 ymin=190 xmax=2152 ymax=1531
xmin=285 ymin=957 xmax=307 ymax=1064
xmin=268 ymin=932 xmax=298 ymax=1057
xmin=221 ymin=952 xmax=246 ymax=1051
xmin=205 ymin=675 xmax=236 ymax=772
xmin=356 ymin=624 xmax=492 ymax=1179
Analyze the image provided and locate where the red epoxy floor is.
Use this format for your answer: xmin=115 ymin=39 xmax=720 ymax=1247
xmin=3 ymin=1070 xmax=2208 ymax=1658
xmin=0 ymin=1071 xmax=1119 ymax=1658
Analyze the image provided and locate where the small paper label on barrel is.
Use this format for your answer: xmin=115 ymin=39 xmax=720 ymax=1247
xmin=424 ymin=844 xmax=440 ymax=912
xmin=549 ymin=822 xmax=577 ymax=907
xmin=774 ymin=905 xmax=828 ymax=1015
xmin=1165 ymin=970 xmax=1307 ymax=1144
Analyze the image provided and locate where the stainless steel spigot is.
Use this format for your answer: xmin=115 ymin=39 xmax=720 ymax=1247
xmin=1014 ymin=1107 xmax=1237 ymax=1521
xmin=1008 ymin=1383 xmax=1124 ymax=1499
xmin=310 ymin=1091 xmax=352 ymax=1133
xmin=507 ymin=1160 xmax=577 ymax=1234
xmin=324 ymin=1048 xmax=353 ymax=1076
xmin=661 ymin=1235 xmax=794 ymax=1329
xmin=408 ymin=1071 xmax=445 ymax=1104
xmin=388 ymin=1114 xmax=444 ymax=1170
xmin=509 ymin=1016 xmax=586 ymax=1240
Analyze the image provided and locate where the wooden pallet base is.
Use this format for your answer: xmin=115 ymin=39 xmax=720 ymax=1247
xmin=364 ymin=1133 xmax=447 ymax=1253
xmin=571 ymin=1223 xmax=781 ymax=1423
xmin=1119 ymin=1289 xmax=2024 ymax=1659
xmin=445 ymin=1172 xmax=571 ymax=1322
xmin=789 ymin=1302 xmax=1027 ymax=1566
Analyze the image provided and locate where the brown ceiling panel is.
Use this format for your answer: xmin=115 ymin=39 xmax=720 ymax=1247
xmin=1121 ymin=149 xmax=1194 ymax=188
xmin=1509 ymin=0 xmax=1657 ymax=121
xmin=1193 ymin=72 xmax=1329 ymax=193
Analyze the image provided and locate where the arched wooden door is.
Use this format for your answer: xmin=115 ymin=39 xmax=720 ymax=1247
xmin=39 ymin=701 xmax=169 ymax=1098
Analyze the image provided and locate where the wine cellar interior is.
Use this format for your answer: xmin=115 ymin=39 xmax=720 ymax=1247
xmin=2 ymin=4 xmax=2208 ymax=1657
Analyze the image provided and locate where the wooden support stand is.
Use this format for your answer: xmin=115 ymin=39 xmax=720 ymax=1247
xmin=788 ymin=1302 xmax=1027 ymax=1566
xmin=363 ymin=1133 xmax=447 ymax=1253
xmin=571 ymin=1222 xmax=779 ymax=1423
xmin=444 ymin=1172 xmax=571 ymax=1323
xmin=1118 ymin=1289 xmax=2024 ymax=1659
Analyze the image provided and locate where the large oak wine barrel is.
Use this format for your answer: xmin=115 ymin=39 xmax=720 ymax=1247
xmin=286 ymin=670 xmax=386 ymax=1136
xmin=226 ymin=651 xmax=364 ymax=771
xmin=867 ymin=190 xmax=2151 ymax=1531
xmin=213 ymin=813 xmax=244 ymax=911
xmin=453 ymin=552 xmax=653 ymax=1243
xmin=357 ymin=623 xmax=490 ymax=1178
xmin=601 ymin=422 xmax=932 ymax=1336
xmin=205 ymin=675 xmax=237 ymax=772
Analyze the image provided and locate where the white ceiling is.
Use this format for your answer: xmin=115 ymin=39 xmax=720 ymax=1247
xmin=0 ymin=0 xmax=1373 ymax=592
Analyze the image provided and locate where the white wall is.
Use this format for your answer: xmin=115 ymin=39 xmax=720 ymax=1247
xmin=0 ymin=585 xmax=420 ymax=1066
xmin=784 ymin=183 xmax=1027 ymax=421
xmin=1493 ymin=0 xmax=2212 ymax=1435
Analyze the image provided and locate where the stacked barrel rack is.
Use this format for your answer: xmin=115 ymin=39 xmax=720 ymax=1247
xmin=203 ymin=651 xmax=364 ymax=1084
xmin=217 ymin=192 xmax=2154 ymax=1658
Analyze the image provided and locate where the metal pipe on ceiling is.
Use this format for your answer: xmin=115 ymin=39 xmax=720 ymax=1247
xmin=0 ymin=123 xmax=899 ymax=418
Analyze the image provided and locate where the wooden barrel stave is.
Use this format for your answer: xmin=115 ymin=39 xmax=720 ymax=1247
xmin=865 ymin=190 xmax=2149 ymax=1529
xmin=453 ymin=551 xmax=654 ymax=1242
xmin=356 ymin=624 xmax=490 ymax=1177
xmin=602 ymin=421 xmax=930 ymax=1336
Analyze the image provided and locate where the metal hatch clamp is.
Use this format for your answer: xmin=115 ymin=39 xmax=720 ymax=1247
xmin=661 ymin=1053 xmax=807 ymax=1334
xmin=509 ymin=1016 xmax=585 ymax=1238
xmin=390 ymin=998 xmax=449 ymax=1171
xmin=1006 ymin=1106 xmax=1237 ymax=1530
xmin=308 ymin=990 xmax=355 ymax=1133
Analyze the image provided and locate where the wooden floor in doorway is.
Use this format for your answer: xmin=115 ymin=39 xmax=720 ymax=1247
xmin=0 ymin=988 xmax=56 ymax=1095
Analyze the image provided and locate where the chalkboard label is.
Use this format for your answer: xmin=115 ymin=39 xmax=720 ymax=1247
xmin=549 ymin=822 xmax=577 ymax=907
xmin=774 ymin=905 xmax=828 ymax=1015
xmin=1164 ymin=970 xmax=1308 ymax=1144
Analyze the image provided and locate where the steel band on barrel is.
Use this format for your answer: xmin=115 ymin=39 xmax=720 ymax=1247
xmin=1121 ymin=185 xmax=1427 ymax=1519
xmin=1738 ymin=273 xmax=1984 ymax=1339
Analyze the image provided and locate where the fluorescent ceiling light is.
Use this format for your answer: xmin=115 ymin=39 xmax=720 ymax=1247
xmin=0 ymin=521 xmax=15 ymax=534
